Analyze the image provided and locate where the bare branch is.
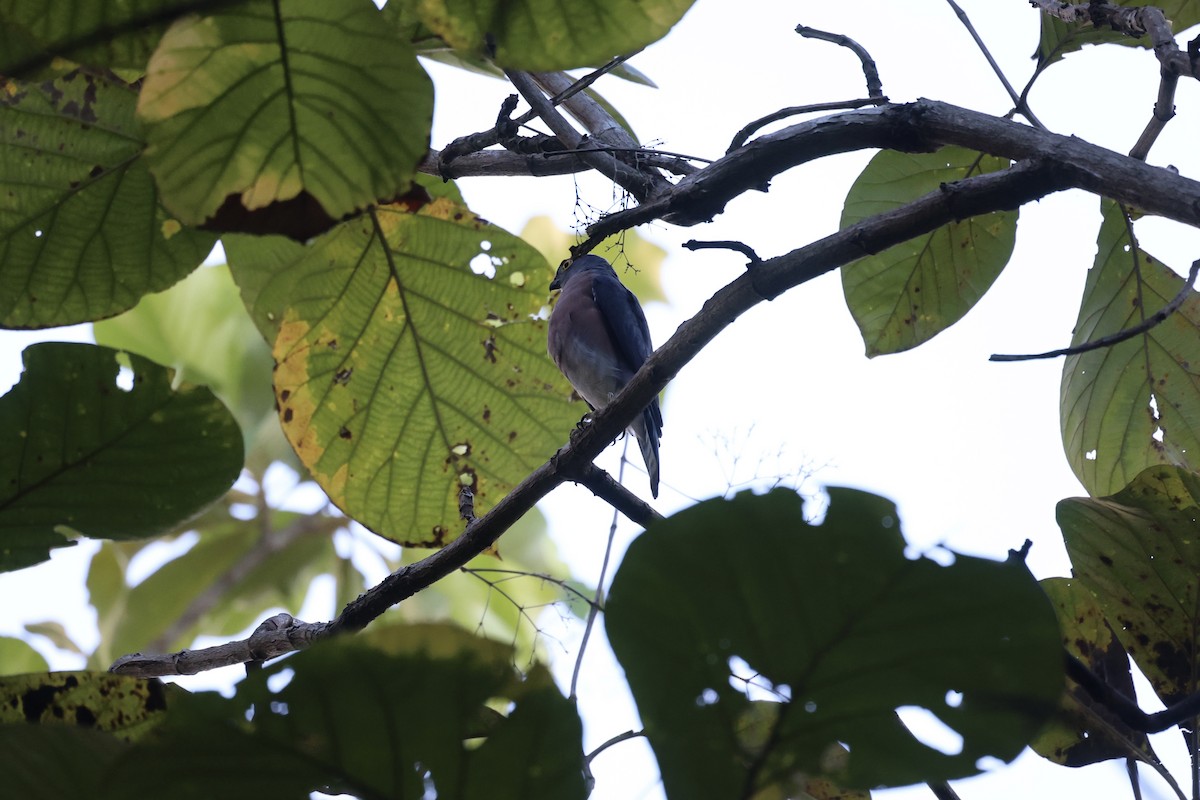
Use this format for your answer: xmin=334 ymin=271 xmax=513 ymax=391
xmin=944 ymin=0 xmax=1046 ymax=129
xmin=794 ymin=25 xmax=884 ymax=98
xmin=991 ymin=258 xmax=1200 ymax=362
xmin=571 ymin=99 xmax=1200 ymax=256
xmin=726 ymin=97 xmax=888 ymax=154
xmin=683 ymin=239 xmax=763 ymax=265
xmin=504 ymin=69 xmax=667 ymax=203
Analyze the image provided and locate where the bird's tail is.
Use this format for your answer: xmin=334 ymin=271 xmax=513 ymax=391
xmin=632 ymin=402 xmax=662 ymax=498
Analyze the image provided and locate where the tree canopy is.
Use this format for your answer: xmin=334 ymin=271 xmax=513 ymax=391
xmin=3 ymin=1 xmax=1200 ymax=799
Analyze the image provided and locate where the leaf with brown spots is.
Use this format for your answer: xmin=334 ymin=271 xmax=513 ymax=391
xmin=226 ymin=198 xmax=577 ymax=547
xmin=1060 ymin=199 xmax=1200 ymax=497
xmin=1060 ymin=465 xmax=1200 ymax=705
xmin=839 ymin=147 xmax=1017 ymax=356
xmin=1030 ymin=578 xmax=1161 ymax=769
xmin=0 ymin=671 xmax=168 ymax=741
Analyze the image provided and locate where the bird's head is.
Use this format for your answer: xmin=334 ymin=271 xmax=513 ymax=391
xmin=549 ymin=254 xmax=612 ymax=291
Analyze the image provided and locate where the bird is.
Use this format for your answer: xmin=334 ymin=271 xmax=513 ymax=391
xmin=547 ymin=254 xmax=663 ymax=498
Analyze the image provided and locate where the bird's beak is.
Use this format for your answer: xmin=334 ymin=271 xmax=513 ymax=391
xmin=549 ymin=261 xmax=570 ymax=291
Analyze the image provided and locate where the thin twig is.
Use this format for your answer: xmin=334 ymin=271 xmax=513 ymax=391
xmin=795 ymin=25 xmax=884 ymax=98
xmin=582 ymin=729 xmax=647 ymax=793
xmin=504 ymin=69 xmax=665 ymax=203
xmin=727 ymin=97 xmax=887 ymax=153
xmin=943 ymin=0 xmax=1046 ymax=129
xmin=463 ymin=567 xmax=600 ymax=611
xmin=991 ymin=258 xmax=1200 ymax=362
xmin=570 ymin=440 xmax=629 ymax=701
xmin=439 ymin=54 xmax=640 ymax=165
xmin=683 ymin=239 xmax=763 ymax=264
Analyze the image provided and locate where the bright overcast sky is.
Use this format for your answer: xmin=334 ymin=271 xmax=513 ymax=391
xmin=3 ymin=1 xmax=1200 ymax=798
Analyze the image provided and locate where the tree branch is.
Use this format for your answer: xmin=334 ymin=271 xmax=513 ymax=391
xmin=503 ymin=69 xmax=667 ymax=203
xmin=991 ymin=258 xmax=1200 ymax=362
xmin=111 ymin=98 xmax=1200 ymax=678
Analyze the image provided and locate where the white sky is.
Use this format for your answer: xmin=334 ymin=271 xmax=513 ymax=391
xmin=3 ymin=0 xmax=1200 ymax=798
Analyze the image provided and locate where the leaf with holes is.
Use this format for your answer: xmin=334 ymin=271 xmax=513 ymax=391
xmin=606 ymin=489 xmax=1063 ymax=795
xmin=417 ymin=0 xmax=695 ymax=70
xmin=94 ymin=263 xmax=291 ymax=473
xmin=1059 ymin=465 xmax=1200 ymax=706
xmin=0 ymin=342 xmax=243 ymax=573
xmin=226 ymin=198 xmax=578 ymax=547
xmin=137 ymin=0 xmax=433 ymax=234
xmin=840 ymin=147 xmax=1017 ymax=356
xmin=1060 ymin=200 xmax=1200 ymax=497
xmin=0 ymin=69 xmax=214 ymax=329
xmin=0 ymin=671 xmax=168 ymax=740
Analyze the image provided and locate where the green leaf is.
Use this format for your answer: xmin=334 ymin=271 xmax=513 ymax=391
xmin=1030 ymin=577 xmax=1157 ymax=768
xmin=1060 ymin=200 xmax=1200 ymax=496
xmin=23 ymin=622 xmax=85 ymax=656
xmin=0 ymin=0 xmax=201 ymax=76
xmin=840 ymin=147 xmax=1017 ymax=356
xmin=226 ymin=201 xmax=578 ymax=547
xmin=0 ymin=724 xmax=127 ymax=798
xmin=0 ymin=636 xmax=48 ymax=674
xmin=417 ymin=0 xmax=695 ymax=70
xmin=0 ymin=343 xmax=244 ymax=573
xmin=607 ymin=489 xmax=1063 ymax=795
xmin=101 ymin=625 xmax=585 ymax=799
xmin=0 ymin=69 xmax=214 ymax=329
xmin=1059 ymin=465 xmax=1200 ymax=705
xmin=106 ymin=510 xmax=343 ymax=656
xmin=137 ymin=0 xmax=434 ymax=231
xmin=93 ymin=263 xmax=291 ymax=472
xmin=0 ymin=671 xmax=167 ymax=740
xmin=1034 ymin=1 xmax=1200 ymax=68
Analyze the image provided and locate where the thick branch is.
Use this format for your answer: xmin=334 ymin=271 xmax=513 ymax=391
xmin=571 ymin=99 xmax=1200 ymax=253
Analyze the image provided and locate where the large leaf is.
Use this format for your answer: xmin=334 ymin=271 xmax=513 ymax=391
xmin=0 ymin=69 xmax=214 ymax=329
xmin=137 ymin=0 xmax=433 ymax=233
xmin=226 ymin=199 xmax=578 ymax=547
xmin=840 ymin=147 xmax=1017 ymax=356
xmin=1034 ymin=1 xmax=1200 ymax=68
xmin=0 ymin=0 xmax=206 ymax=76
xmin=0 ymin=636 xmax=48 ymax=675
xmin=417 ymin=0 xmax=695 ymax=70
xmin=1030 ymin=577 xmax=1158 ymax=768
xmin=0 ymin=724 xmax=127 ymax=798
xmin=99 ymin=625 xmax=585 ymax=799
xmin=606 ymin=489 xmax=1063 ymax=796
xmin=0 ymin=671 xmax=167 ymax=741
xmin=1060 ymin=200 xmax=1200 ymax=496
xmin=0 ymin=343 xmax=243 ymax=572
xmin=1059 ymin=465 xmax=1200 ymax=705
xmin=94 ymin=263 xmax=291 ymax=472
